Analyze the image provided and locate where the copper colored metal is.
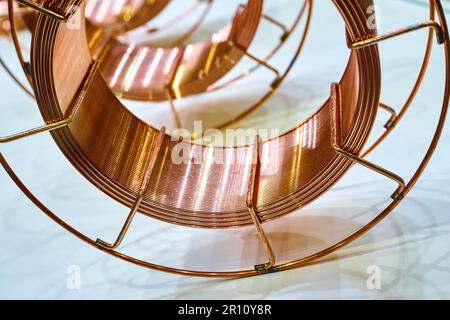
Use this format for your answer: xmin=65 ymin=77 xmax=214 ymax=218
xmin=94 ymin=0 xmax=312 ymax=131
xmin=13 ymin=0 xmax=78 ymax=21
xmin=3 ymin=0 xmax=170 ymax=88
xmin=208 ymin=0 xmax=310 ymax=93
xmin=97 ymin=0 xmax=264 ymax=102
xmin=0 ymin=60 xmax=98 ymax=143
xmin=247 ymin=136 xmax=276 ymax=272
xmin=6 ymin=0 xmax=32 ymax=83
xmin=85 ymin=0 xmax=170 ymax=32
xmin=0 ymin=0 xmax=448 ymax=277
xmin=96 ymin=127 xmax=167 ymax=250
xmin=213 ymin=0 xmax=313 ymax=130
xmin=0 ymin=0 xmax=27 ymax=35
xmin=28 ymin=0 xmax=380 ymax=229
xmin=149 ymin=0 xmax=214 ymax=47
xmin=0 ymin=1 xmax=35 ymax=96
xmin=13 ymin=0 xmax=169 ymax=27
xmin=4 ymin=0 xmax=311 ymax=132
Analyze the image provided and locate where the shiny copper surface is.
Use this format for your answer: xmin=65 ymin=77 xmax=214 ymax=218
xmin=0 ymin=0 xmax=447 ymax=277
xmin=2 ymin=0 xmax=171 ymax=96
xmin=85 ymin=0 xmax=169 ymax=31
xmin=361 ymin=0 xmax=436 ymax=157
xmin=30 ymin=0 xmax=380 ymax=228
xmin=3 ymin=0 xmax=313 ymax=137
xmin=97 ymin=0 xmax=264 ymax=101
xmin=0 ymin=0 xmax=27 ymax=35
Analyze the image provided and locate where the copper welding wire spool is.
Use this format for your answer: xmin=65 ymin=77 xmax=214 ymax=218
xmin=0 ymin=0 xmax=26 ymax=35
xmin=29 ymin=0 xmax=380 ymax=228
xmin=85 ymin=0 xmax=170 ymax=32
xmin=1 ymin=0 xmax=448 ymax=277
xmin=4 ymin=0 xmax=178 ymax=79
xmin=96 ymin=0 xmax=264 ymax=102
xmin=90 ymin=0 xmax=313 ymax=133
xmin=0 ymin=1 xmax=35 ymax=97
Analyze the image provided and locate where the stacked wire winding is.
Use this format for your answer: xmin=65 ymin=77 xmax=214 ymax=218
xmin=30 ymin=0 xmax=381 ymax=228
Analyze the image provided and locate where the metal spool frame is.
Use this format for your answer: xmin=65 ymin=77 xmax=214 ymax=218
xmin=0 ymin=0 xmax=448 ymax=277
xmin=0 ymin=0 xmax=213 ymax=99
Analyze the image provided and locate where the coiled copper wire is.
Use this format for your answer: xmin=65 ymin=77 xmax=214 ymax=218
xmin=97 ymin=0 xmax=264 ymax=101
xmin=1 ymin=0 xmax=448 ymax=277
xmin=85 ymin=0 xmax=170 ymax=31
xmin=30 ymin=0 xmax=380 ymax=228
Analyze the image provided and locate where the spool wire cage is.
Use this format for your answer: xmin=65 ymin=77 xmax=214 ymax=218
xmin=0 ymin=0 xmax=448 ymax=278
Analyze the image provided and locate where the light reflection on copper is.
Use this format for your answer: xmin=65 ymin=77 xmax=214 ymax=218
xmin=1 ymin=0 xmax=448 ymax=278
xmin=109 ymin=44 xmax=134 ymax=88
xmin=34 ymin=0 xmax=380 ymax=228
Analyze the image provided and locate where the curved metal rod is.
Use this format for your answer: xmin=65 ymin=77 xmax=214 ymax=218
xmin=160 ymin=0 xmax=312 ymax=132
xmin=1 ymin=3 xmax=33 ymax=97
xmin=361 ymin=0 xmax=437 ymax=157
xmin=146 ymin=0 xmax=211 ymax=35
xmin=209 ymin=0 xmax=313 ymax=132
xmin=4 ymin=0 xmax=310 ymax=133
xmin=7 ymin=0 xmax=30 ymax=84
xmin=0 ymin=55 xmax=34 ymax=98
xmin=0 ymin=4 xmax=30 ymax=19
